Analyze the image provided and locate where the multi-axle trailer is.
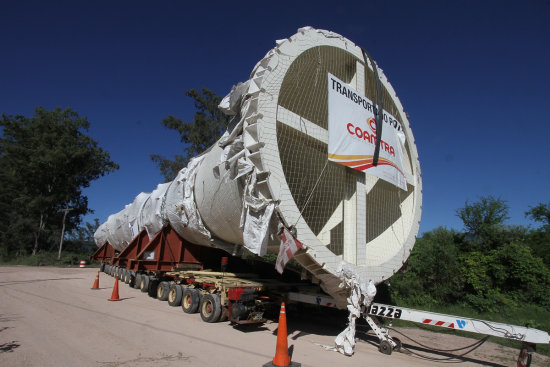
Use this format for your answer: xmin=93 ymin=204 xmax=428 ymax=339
xmin=92 ymin=223 xmax=322 ymax=325
xmin=92 ymin=223 xmax=549 ymax=367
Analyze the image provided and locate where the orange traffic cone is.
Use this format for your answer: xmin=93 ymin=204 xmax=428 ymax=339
xmin=108 ymin=276 xmax=121 ymax=301
xmin=91 ymin=270 xmax=100 ymax=289
xmin=263 ymin=302 xmax=301 ymax=367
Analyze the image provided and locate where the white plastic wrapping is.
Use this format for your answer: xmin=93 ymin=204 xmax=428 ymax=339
xmin=140 ymin=182 xmax=170 ymax=239
xmin=334 ymin=264 xmax=377 ymax=356
xmin=164 ymin=156 xmax=212 ymax=246
xmin=94 ymin=28 xmax=422 ymax=345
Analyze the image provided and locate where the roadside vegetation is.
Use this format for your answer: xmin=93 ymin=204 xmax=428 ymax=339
xmin=0 ymin=107 xmax=118 ymax=261
xmin=387 ymin=198 xmax=550 ymax=356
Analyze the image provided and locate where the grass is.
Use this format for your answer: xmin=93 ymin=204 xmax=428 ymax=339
xmin=387 ymin=302 xmax=550 ymax=357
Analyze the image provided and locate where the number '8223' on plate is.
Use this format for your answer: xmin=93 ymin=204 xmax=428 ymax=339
xmin=367 ymin=304 xmax=403 ymax=319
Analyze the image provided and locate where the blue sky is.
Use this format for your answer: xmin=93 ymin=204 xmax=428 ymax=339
xmin=1 ymin=0 xmax=549 ymax=234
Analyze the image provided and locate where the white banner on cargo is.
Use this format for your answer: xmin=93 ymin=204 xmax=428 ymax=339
xmin=327 ymin=73 xmax=407 ymax=190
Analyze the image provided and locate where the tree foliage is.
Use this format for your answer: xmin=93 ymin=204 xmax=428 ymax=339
xmin=391 ymin=196 xmax=550 ymax=313
xmin=0 ymin=107 xmax=118 ymax=258
xmin=525 ymin=202 xmax=550 ymax=267
xmin=151 ymin=88 xmax=229 ymax=181
xmin=526 ymin=202 xmax=550 ymax=230
xmin=456 ymin=195 xmax=509 ymax=250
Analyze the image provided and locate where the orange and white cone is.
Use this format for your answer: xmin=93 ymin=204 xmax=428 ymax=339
xmin=91 ymin=271 xmax=100 ymax=289
xmin=108 ymin=276 xmax=121 ymax=301
xmin=263 ymin=302 xmax=301 ymax=367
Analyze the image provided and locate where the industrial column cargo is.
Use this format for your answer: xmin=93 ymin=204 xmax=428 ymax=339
xmin=94 ymin=26 xmax=422 ymax=308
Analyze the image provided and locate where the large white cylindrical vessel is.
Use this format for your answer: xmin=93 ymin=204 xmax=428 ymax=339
xmin=95 ymin=27 xmax=422 ymax=307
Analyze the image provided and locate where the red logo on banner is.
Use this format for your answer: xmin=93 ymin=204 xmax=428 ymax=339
xmin=367 ymin=117 xmax=377 ymax=134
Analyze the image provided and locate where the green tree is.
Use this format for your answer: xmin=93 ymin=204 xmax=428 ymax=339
xmin=65 ymin=219 xmax=100 ymax=253
xmin=390 ymin=227 xmax=464 ymax=305
xmin=525 ymin=202 xmax=550 ymax=267
xmin=151 ymin=88 xmax=229 ymax=181
xmin=456 ymin=195 xmax=509 ymax=250
xmin=460 ymin=242 xmax=550 ymax=311
xmin=526 ymin=202 xmax=550 ymax=230
xmin=0 ymin=107 xmax=118 ymax=258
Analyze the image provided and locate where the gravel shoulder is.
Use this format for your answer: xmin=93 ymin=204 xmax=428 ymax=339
xmin=1 ymin=266 xmax=548 ymax=367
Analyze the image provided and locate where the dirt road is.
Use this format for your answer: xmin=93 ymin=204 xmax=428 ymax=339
xmin=0 ymin=266 xmax=547 ymax=367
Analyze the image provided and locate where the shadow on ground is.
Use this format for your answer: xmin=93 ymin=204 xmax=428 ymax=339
xmin=0 ymin=341 xmax=20 ymax=353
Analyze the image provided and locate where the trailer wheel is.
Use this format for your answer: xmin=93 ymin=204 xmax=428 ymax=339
xmin=140 ymin=275 xmax=150 ymax=292
xmin=168 ymin=284 xmax=183 ymax=307
xmin=128 ymin=272 xmax=136 ymax=287
xmin=200 ymin=294 xmax=222 ymax=323
xmin=100 ymin=263 xmax=105 ymax=272
xmin=182 ymin=288 xmax=200 ymax=313
xmin=134 ymin=273 xmax=142 ymax=289
xmin=157 ymin=281 xmax=170 ymax=301
xmin=121 ymin=270 xmax=128 ymax=284
xmin=148 ymin=278 xmax=159 ymax=297
xmin=517 ymin=346 xmax=532 ymax=367
xmin=379 ymin=340 xmax=392 ymax=355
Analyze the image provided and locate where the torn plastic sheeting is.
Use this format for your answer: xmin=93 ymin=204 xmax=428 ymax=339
xmin=94 ymin=222 xmax=109 ymax=248
xmin=218 ymin=97 xmax=256 ymax=148
xmin=215 ymin=76 xmax=277 ymax=256
xmin=112 ymin=206 xmax=132 ymax=247
xmin=164 ymin=156 xmax=212 ymax=247
xmin=141 ymin=182 xmax=171 ymax=239
xmin=218 ymin=80 xmax=250 ymax=116
xmin=93 ymin=155 xmax=214 ymax=250
xmin=242 ymin=202 xmax=275 ymax=257
xmin=127 ymin=192 xmax=150 ymax=238
xmin=334 ymin=264 xmax=377 ymax=356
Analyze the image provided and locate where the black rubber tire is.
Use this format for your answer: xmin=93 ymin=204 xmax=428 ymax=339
xmin=157 ymin=281 xmax=170 ymax=301
xmin=140 ymin=275 xmax=149 ymax=292
xmin=200 ymin=294 xmax=222 ymax=323
xmin=379 ymin=340 xmax=393 ymax=355
xmin=182 ymin=288 xmax=200 ymax=314
xmin=168 ymin=284 xmax=183 ymax=307
xmin=140 ymin=275 xmax=150 ymax=293
xmin=133 ymin=273 xmax=142 ymax=289
xmin=99 ymin=263 xmax=105 ymax=272
xmin=148 ymin=278 xmax=159 ymax=298
xmin=121 ymin=269 xmax=127 ymax=283
xmin=128 ymin=272 xmax=136 ymax=287
xmin=517 ymin=347 xmax=532 ymax=367
xmin=104 ymin=264 xmax=109 ymax=274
